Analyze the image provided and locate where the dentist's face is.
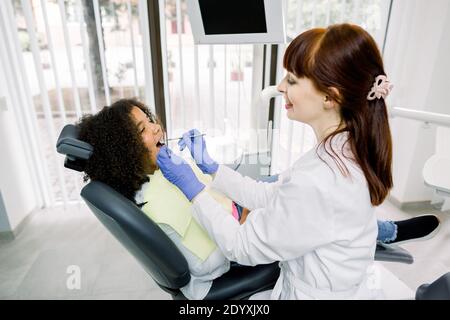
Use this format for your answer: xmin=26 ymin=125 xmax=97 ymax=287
xmin=277 ymin=73 xmax=326 ymax=125
xmin=130 ymin=106 xmax=164 ymax=173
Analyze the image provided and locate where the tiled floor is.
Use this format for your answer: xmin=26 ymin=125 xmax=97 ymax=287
xmin=0 ymin=200 xmax=448 ymax=300
xmin=0 ymin=203 xmax=170 ymax=300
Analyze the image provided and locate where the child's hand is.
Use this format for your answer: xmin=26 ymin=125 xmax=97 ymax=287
xmin=239 ymin=208 xmax=250 ymax=225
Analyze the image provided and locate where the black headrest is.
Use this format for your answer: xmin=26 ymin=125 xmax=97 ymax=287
xmin=56 ymin=124 xmax=93 ymax=172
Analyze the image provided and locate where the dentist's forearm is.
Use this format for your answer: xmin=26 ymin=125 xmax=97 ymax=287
xmin=190 ymin=188 xmax=207 ymax=203
xmin=209 ymin=165 xmax=280 ymax=210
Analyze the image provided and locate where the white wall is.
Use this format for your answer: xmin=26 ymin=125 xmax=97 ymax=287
xmin=0 ymin=191 xmax=12 ymax=233
xmin=0 ymin=93 xmax=39 ymax=231
xmin=0 ymin=48 xmax=39 ymax=233
xmin=384 ymin=0 xmax=450 ymax=204
xmin=425 ymin=7 xmax=450 ymax=116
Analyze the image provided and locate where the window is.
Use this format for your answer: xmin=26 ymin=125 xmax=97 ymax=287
xmin=271 ymin=0 xmax=392 ymax=174
xmin=9 ymin=0 xmax=153 ymax=206
xmin=161 ymin=0 xmax=258 ymax=164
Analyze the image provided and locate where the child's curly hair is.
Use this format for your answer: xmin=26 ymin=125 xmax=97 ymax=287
xmin=77 ymin=99 xmax=161 ymax=203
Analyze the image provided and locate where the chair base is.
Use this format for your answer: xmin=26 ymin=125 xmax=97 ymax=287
xmin=169 ymin=262 xmax=280 ymax=300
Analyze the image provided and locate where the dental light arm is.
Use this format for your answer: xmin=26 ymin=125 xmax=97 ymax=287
xmin=261 ymin=86 xmax=282 ymax=106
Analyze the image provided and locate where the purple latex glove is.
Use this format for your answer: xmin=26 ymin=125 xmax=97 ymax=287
xmin=156 ymin=146 xmax=205 ymax=201
xmin=178 ymin=129 xmax=218 ymax=174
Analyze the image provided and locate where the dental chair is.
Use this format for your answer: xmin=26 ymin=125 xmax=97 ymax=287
xmin=416 ymin=272 xmax=450 ymax=300
xmin=56 ymin=124 xmax=279 ymax=300
xmin=57 ymin=124 xmax=429 ymax=300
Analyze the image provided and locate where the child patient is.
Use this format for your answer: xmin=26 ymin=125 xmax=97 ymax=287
xmin=77 ymin=98 xmax=440 ymax=299
xmin=77 ymin=98 xmax=247 ymax=299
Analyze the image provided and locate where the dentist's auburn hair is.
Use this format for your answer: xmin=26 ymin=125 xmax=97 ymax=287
xmin=283 ymin=23 xmax=393 ymax=206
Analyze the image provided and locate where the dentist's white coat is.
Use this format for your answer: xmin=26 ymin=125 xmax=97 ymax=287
xmin=191 ymin=132 xmax=382 ymax=299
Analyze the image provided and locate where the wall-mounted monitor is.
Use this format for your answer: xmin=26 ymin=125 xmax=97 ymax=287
xmin=186 ymin=0 xmax=286 ymax=44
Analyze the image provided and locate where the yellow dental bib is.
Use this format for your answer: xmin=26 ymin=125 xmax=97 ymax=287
xmin=141 ymin=162 xmax=232 ymax=261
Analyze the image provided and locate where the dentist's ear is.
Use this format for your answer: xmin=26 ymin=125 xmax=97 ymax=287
xmin=323 ymin=87 xmax=341 ymax=110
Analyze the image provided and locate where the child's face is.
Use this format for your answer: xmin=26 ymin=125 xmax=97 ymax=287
xmin=130 ymin=106 xmax=164 ymax=173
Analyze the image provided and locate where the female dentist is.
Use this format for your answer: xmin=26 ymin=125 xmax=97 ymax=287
xmin=157 ymin=23 xmax=394 ymax=300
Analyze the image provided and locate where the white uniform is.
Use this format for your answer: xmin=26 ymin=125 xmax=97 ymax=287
xmin=191 ymin=132 xmax=382 ymax=299
xmin=135 ymin=181 xmax=230 ymax=300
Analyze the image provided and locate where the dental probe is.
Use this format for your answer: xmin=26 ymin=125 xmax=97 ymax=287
xmin=166 ymin=133 xmax=206 ymax=141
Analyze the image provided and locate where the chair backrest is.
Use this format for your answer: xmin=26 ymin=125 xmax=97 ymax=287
xmin=56 ymin=124 xmax=191 ymax=292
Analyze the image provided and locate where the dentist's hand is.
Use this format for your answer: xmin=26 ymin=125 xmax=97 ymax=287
xmin=178 ymin=129 xmax=219 ymax=174
xmin=157 ymin=146 xmax=205 ymax=201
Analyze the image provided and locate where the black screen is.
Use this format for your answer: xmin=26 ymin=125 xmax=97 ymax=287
xmin=198 ymin=0 xmax=267 ymax=35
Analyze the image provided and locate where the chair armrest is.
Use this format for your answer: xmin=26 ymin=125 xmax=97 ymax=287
xmin=374 ymin=243 xmax=414 ymax=264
